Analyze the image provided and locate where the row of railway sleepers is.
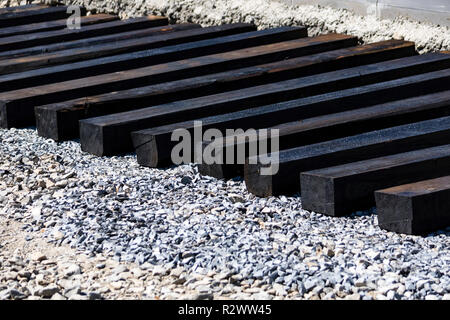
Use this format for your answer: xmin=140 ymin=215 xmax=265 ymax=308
xmin=0 ymin=8 xmax=421 ymax=137
xmin=0 ymin=23 xmax=267 ymax=75
xmin=68 ymin=46 xmax=448 ymax=234
xmin=128 ymin=76 xmax=450 ymax=235
xmin=116 ymin=53 xmax=449 ymax=236
xmin=0 ymin=13 xmax=119 ymax=38
xmin=78 ymin=53 xmax=450 ymax=155
xmin=0 ymin=13 xmax=170 ymax=52
xmin=2 ymin=5 xmax=449 ymax=235
xmin=134 ymin=66 xmax=450 ymax=169
xmin=0 ymin=25 xmax=313 ymax=87
xmin=1 ymin=25 xmax=313 ymax=128
xmin=202 ymin=85 xmax=450 ymax=236
xmin=36 ymin=38 xmax=415 ymax=141
xmin=199 ymin=92 xmax=450 ymax=235
xmin=33 ymin=24 xmax=449 ymax=237
xmin=0 ymin=19 xmax=198 ymax=60
xmin=192 ymin=87 xmax=450 ymax=177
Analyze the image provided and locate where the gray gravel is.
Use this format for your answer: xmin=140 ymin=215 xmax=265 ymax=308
xmin=1 ymin=127 xmax=449 ymax=300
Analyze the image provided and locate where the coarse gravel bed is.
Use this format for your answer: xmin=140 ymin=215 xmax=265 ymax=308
xmin=0 ymin=127 xmax=449 ymax=300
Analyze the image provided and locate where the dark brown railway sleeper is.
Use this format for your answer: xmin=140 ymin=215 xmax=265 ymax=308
xmin=375 ymin=175 xmax=450 ymax=235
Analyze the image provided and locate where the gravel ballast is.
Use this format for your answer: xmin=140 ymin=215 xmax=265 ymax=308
xmin=1 ymin=128 xmax=449 ymax=300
